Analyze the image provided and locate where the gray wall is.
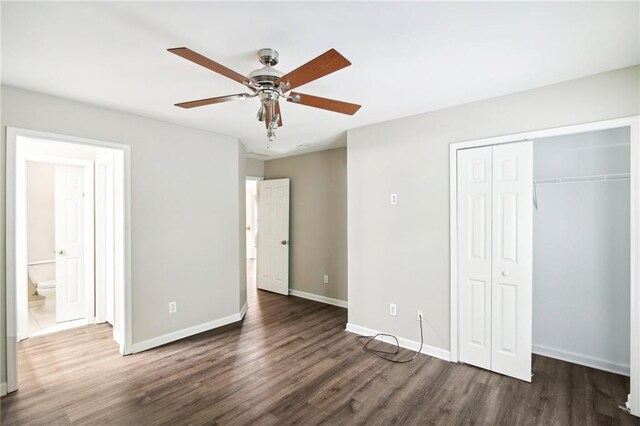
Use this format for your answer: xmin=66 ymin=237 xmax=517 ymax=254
xmin=264 ymin=148 xmax=347 ymax=302
xmin=347 ymin=65 xmax=640 ymax=352
xmin=26 ymin=162 xmax=55 ymax=265
xmin=26 ymin=162 xmax=56 ymax=284
xmin=1 ymin=86 xmax=246 ymax=383
xmin=533 ymin=128 xmax=630 ymax=371
xmin=246 ymin=158 xmax=265 ymax=178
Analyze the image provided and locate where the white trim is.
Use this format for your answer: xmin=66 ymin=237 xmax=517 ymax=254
xmin=533 ymin=344 xmax=630 ymax=377
xmin=113 ymin=329 xmax=123 ymax=348
xmin=449 ymin=115 xmax=640 ymax=417
xmin=5 ymin=127 xmax=133 ymax=395
xmin=289 ymin=289 xmax=348 ymax=308
xmin=131 ymin=310 xmax=245 ymax=354
xmin=449 ymin=143 xmax=458 ymax=364
xmin=240 ymin=301 xmax=249 ymax=319
xmin=28 ymin=259 xmax=55 ymax=266
xmin=1 ymin=382 xmax=7 ymax=397
xmin=246 ymin=175 xmax=263 ymax=182
xmin=94 ymin=155 xmax=115 ymax=326
xmin=449 ymin=116 xmax=639 ymax=151
xmin=346 ymin=323 xmax=451 ymax=362
xmin=630 ymin=117 xmax=640 ymax=416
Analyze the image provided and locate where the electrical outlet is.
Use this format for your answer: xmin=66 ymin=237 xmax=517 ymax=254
xmin=417 ymin=310 xmax=424 ymax=321
xmin=323 ymin=275 xmax=329 ymax=284
xmin=390 ymin=193 xmax=398 ymax=205
xmin=169 ymin=301 xmax=177 ymax=314
xmin=389 ymin=303 xmax=397 ymax=316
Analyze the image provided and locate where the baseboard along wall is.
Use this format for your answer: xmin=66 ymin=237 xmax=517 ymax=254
xmin=345 ymin=323 xmax=451 ymax=362
xmin=131 ymin=303 xmax=249 ymax=354
xmin=532 ymin=344 xmax=630 ymax=377
xmin=289 ymin=289 xmax=347 ymax=308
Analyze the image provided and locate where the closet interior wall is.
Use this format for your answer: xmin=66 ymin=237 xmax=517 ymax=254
xmin=533 ymin=127 xmax=631 ymax=375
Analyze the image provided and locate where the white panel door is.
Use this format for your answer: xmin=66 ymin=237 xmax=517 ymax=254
xmin=257 ymin=178 xmax=290 ymax=295
xmin=457 ymin=146 xmax=493 ymax=370
xmin=491 ymin=141 xmax=533 ymax=382
xmin=55 ymin=165 xmax=86 ymax=322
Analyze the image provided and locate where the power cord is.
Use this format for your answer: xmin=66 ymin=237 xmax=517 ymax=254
xmin=356 ymin=314 xmax=424 ymax=363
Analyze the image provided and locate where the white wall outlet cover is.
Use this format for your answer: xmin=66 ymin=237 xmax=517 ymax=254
xmin=390 ymin=193 xmax=398 ymax=205
xmin=323 ymin=275 xmax=329 ymax=284
xmin=389 ymin=303 xmax=397 ymax=316
xmin=417 ymin=310 xmax=424 ymax=321
xmin=169 ymin=301 xmax=177 ymax=314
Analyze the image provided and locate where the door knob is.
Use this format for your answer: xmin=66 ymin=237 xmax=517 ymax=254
xmin=281 ymin=240 xmax=290 ymax=245
xmin=502 ymin=271 xmax=510 ymax=277
xmin=56 ymin=249 xmax=66 ymax=255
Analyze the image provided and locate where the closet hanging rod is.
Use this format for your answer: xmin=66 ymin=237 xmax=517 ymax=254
xmin=534 ymin=173 xmax=630 ymax=185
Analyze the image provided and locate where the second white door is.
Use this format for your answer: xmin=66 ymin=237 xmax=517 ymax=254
xmin=55 ymin=165 xmax=87 ymax=323
xmin=257 ymin=178 xmax=290 ymax=295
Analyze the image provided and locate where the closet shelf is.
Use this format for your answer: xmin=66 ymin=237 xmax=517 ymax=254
xmin=534 ymin=173 xmax=630 ymax=185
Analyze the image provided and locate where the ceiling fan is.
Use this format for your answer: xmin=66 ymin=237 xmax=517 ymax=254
xmin=168 ymin=47 xmax=361 ymax=146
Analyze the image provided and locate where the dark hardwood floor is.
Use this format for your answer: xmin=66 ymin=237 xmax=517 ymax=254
xmin=2 ymin=262 xmax=638 ymax=425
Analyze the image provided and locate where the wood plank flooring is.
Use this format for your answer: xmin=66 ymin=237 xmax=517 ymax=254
xmin=2 ymin=264 xmax=638 ymax=425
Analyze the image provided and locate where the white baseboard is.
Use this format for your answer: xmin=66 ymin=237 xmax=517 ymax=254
xmin=131 ymin=310 xmax=244 ymax=354
xmin=533 ymin=344 xmax=630 ymax=376
xmin=346 ymin=322 xmax=451 ymax=362
xmin=289 ymin=289 xmax=348 ymax=308
xmin=240 ymin=301 xmax=248 ymax=319
xmin=1 ymin=382 xmax=7 ymax=397
xmin=113 ymin=328 xmax=123 ymax=348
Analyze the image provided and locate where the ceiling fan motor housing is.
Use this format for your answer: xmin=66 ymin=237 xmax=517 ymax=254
xmin=248 ymin=66 xmax=284 ymax=87
xmin=250 ymin=49 xmax=286 ymax=89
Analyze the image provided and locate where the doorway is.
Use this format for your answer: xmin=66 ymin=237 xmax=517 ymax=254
xmin=25 ymin=159 xmax=95 ymax=337
xmin=449 ymin=116 xmax=640 ymax=416
xmin=5 ymin=127 xmax=132 ymax=395
xmin=246 ymin=177 xmax=261 ymax=294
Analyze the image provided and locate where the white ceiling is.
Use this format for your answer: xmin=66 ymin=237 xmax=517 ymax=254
xmin=2 ymin=2 xmax=639 ymax=158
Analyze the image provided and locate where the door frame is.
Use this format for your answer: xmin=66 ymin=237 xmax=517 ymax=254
xmin=246 ymin=176 xmax=263 ymax=261
xmin=449 ymin=115 xmax=640 ymax=415
xmin=17 ymin=155 xmax=95 ymax=339
xmin=5 ymin=127 xmax=133 ymax=394
xmin=95 ymin=156 xmax=116 ymax=325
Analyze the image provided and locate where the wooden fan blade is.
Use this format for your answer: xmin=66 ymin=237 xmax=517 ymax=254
xmin=275 ymin=101 xmax=283 ymax=127
xmin=168 ymin=47 xmax=255 ymax=86
xmin=264 ymin=101 xmax=284 ymax=128
xmin=276 ymin=49 xmax=351 ymax=91
xmin=175 ymin=93 xmax=248 ymax=109
xmin=264 ymin=103 xmax=272 ymax=129
xmin=287 ymin=92 xmax=361 ymax=115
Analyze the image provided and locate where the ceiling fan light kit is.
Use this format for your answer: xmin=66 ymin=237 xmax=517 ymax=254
xmin=168 ymin=46 xmax=361 ymax=147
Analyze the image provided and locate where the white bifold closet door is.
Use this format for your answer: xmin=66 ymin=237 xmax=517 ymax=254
xmin=457 ymin=141 xmax=533 ymax=382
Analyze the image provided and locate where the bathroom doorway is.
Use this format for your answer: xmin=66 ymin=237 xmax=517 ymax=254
xmin=6 ymin=127 xmax=132 ymax=395
xmin=16 ymin=136 xmax=124 ymax=340
xmin=26 ymin=159 xmax=94 ymax=337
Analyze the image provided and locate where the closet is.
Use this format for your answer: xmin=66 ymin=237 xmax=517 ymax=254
xmin=532 ymin=128 xmax=630 ymax=376
xmin=456 ymin=127 xmax=631 ymax=382
xmin=457 ymin=141 xmax=533 ymax=382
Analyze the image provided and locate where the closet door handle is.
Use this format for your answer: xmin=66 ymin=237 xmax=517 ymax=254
xmin=502 ymin=271 xmax=510 ymax=277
